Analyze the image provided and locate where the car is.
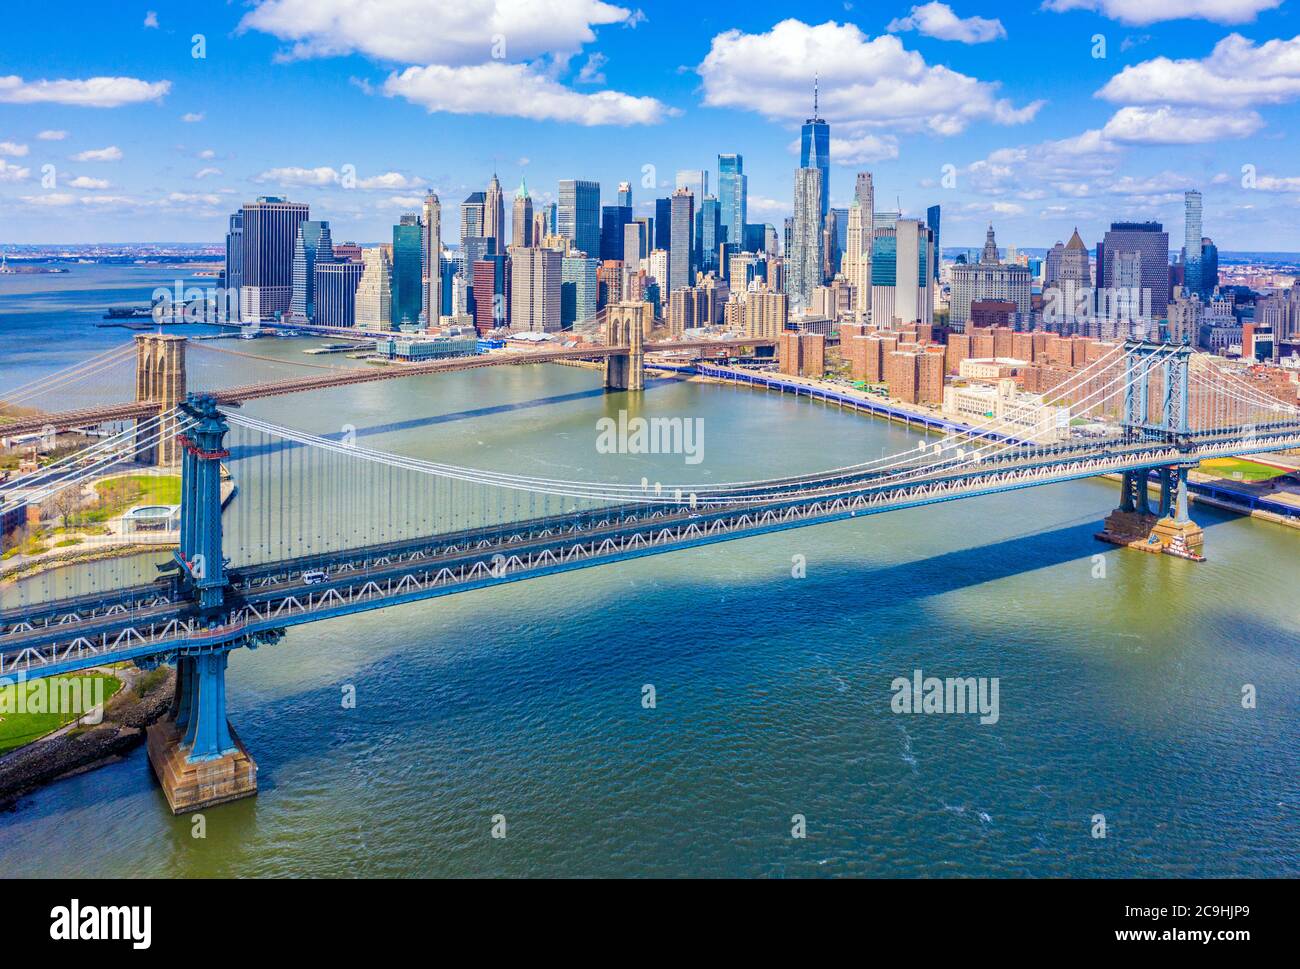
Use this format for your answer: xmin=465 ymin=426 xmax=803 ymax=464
xmin=302 ymin=570 xmax=328 ymax=585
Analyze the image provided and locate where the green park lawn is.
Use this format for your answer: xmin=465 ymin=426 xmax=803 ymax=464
xmin=1199 ymin=458 xmax=1290 ymax=483
xmin=0 ymin=673 xmax=122 ymax=753
xmin=82 ymin=474 xmax=181 ymax=523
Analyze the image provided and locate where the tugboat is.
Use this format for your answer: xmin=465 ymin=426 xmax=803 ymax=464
xmin=1164 ymin=533 xmax=1206 ymax=562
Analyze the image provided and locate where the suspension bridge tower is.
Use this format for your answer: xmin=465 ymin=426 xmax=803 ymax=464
xmin=1099 ymin=341 xmax=1205 ymax=560
xmin=133 ymin=333 xmax=187 ymax=466
xmin=146 ymin=393 xmax=282 ymax=813
xmin=604 ymin=302 xmax=646 ymax=391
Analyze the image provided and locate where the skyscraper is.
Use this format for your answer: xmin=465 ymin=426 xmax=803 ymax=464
xmin=392 ymin=214 xmax=423 ymax=328
xmin=787 ymin=167 xmax=823 ymax=313
xmin=668 ymin=188 xmax=695 ymax=294
xmin=313 ymin=260 xmax=364 ymax=328
xmin=801 ymin=79 xmax=830 ymax=222
xmin=239 ymin=196 xmax=309 ymax=322
xmin=223 ymin=211 xmax=243 ymax=322
xmin=460 ymin=191 xmax=486 ymax=259
xmin=422 ymin=191 xmax=442 ymax=323
xmin=561 ymin=253 xmax=599 ymax=328
xmin=484 ymin=174 xmax=505 ymax=248
xmin=1100 ymin=221 xmax=1170 ymax=317
xmin=512 ymin=178 xmax=533 ymax=249
xmin=617 ymin=181 xmax=632 ymax=207
xmin=511 ymin=247 xmax=563 ymax=332
xmin=718 ymin=154 xmax=747 ymax=247
xmin=870 ymin=219 xmax=934 ymax=327
xmin=1184 ymin=190 xmax=1203 ymax=297
xmin=655 ymin=197 xmax=673 ymax=251
xmin=355 ymin=247 xmax=393 ymax=331
xmin=697 ymin=195 xmax=721 ymax=275
xmin=290 ymin=220 xmax=334 ymax=323
xmin=844 ymin=202 xmax=871 ymax=317
xmin=926 ymin=205 xmax=941 ymax=282
xmin=558 ymin=179 xmax=600 ymax=258
xmin=601 ymin=203 xmax=632 ymax=261
xmin=948 ymin=225 xmax=1031 ymax=329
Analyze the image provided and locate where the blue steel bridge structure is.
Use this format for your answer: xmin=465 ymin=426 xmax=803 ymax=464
xmin=1 ymin=339 xmax=1298 ymax=810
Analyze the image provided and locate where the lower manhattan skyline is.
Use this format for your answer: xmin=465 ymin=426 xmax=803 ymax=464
xmin=1 ymin=1 xmax=1299 ymax=249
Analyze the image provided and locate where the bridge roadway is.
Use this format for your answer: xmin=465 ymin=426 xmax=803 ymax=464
xmin=0 ymin=339 xmax=775 ymax=437
xmin=5 ymin=422 xmax=1299 ymax=678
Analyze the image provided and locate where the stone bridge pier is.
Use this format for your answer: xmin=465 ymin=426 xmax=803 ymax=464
xmin=134 ymin=333 xmax=187 ymax=466
xmin=604 ymin=303 xmax=646 ymax=392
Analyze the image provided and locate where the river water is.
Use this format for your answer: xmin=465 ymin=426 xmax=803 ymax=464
xmin=1 ymin=266 xmax=1297 ymax=877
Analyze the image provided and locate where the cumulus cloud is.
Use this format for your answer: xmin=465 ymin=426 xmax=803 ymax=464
xmin=0 ymin=141 xmax=28 ymax=157
xmin=19 ymin=193 xmax=75 ymax=206
xmin=38 ymin=130 xmax=68 ymax=140
xmin=144 ymin=11 xmax=159 ymax=28
xmin=1098 ymin=33 xmax=1300 ymax=109
xmin=0 ymin=75 xmax=170 ymax=107
xmin=828 ymin=134 xmax=900 ymax=163
xmin=68 ymin=176 xmax=110 ymax=189
xmin=384 ymin=62 xmax=674 ymax=125
xmin=240 ymin=0 xmax=634 ymax=64
xmin=887 ymin=3 xmax=1007 ymax=44
xmin=194 ymin=167 xmax=223 ymax=179
xmin=1041 ymin=0 xmax=1281 ymax=26
xmin=72 ymin=146 xmax=123 ymax=162
xmin=0 ymin=159 xmax=31 ymax=183
xmin=697 ymin=20 xmax=1041 ymax=136
xmin=356 ymin=171 xmax=425 ymax=190
xmin=576 ymin=52 xmax=608 ymax=84
xmin=240 ymin=0 xmax=668 ymax=125
xmin=181 ymin=112 xmax=204 ymax=122
xmin=1254 ymin=174 xmax=1300 ymax=192
xmin=255 ymin=165 xmax=340 ymax=187
xmin=1100 ymin=105 xmax=1264 ymax=143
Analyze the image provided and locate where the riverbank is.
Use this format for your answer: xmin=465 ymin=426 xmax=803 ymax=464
xmin=0 ymin=663 xmax=174 ymax=811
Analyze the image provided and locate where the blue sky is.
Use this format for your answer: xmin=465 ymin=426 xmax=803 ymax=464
xmin=1 ymin=0 xmax=1298 ymax=250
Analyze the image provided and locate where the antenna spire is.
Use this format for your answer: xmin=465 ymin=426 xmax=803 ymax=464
xmin=813 ymin=73 xmax=819 ymax=119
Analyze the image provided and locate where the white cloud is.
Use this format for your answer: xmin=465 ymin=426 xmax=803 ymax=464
xmin=68 ymin=176 xmax=110 ymax=189
xmin=379 ymin=194 xmax=426 ymax=209
xmin=194 ymin=167 xmax=223 ymax=179
xmin=37 ymin=129 xmax=68 ymax=140
xmin=384 ymin=62 xmax=673 ymax=125
xmin=72 ymin=146 xmax=123 ymax=162
xmin=577 ymin=52 xmax=608 ymax=84
xmin=0 ymin=75 xmax=170 ymax=107
xmin=1041 ymin=0 xmax=1281 ymax=26
xmin=356 ymin=171 xmax=425 ymax=190
xmin=19 ymin=193 xmax=75 ymax=206
xmin=828 ymin=134 xmax=900 ymax=163
xmin=197 ymin=149 xmax=217 ymax=159
xmin=0 ymin=159 xmax=31 ymax=183
xmin=698 ymin=20 xmax=1041 ymax=135
xmin=255 ymin=166 xmax=340 ymax=187
xmin=181 ymin=112 xmax=204 ymax=122
xmin=240 ymin=0 xmax=636 ymax=64
xmin=80 ymin=195 xmax=137 ymax=207
xmin=1101 ymin=105 xmax=1264 ymax=143
xmin=0 ymin=141 xmax=28 ymax=157
xmin=887 ymin=3 xmax=1007 ymax=44
xmin=241 ymin=0 xmax=667 ymax=126
xmin=1098 ymin=34 xmax=1300 ymax=109
xmin=144 ymin=11 xmax=159 ymax=28
xmin=1254 ymin=175 xmax=1300 ymax=192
